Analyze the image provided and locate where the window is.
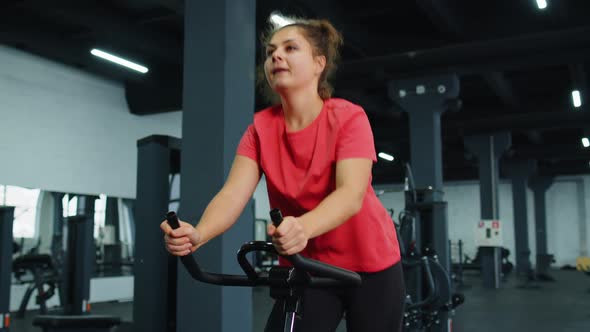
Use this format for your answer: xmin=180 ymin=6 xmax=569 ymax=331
xmin=94 ymin=194 xmax=107 ymax=238
xmin=0 ymin=185 xmax=5 ymax=205
xmin=0 ymin=184 xmax=41 ymax=238
xmin=62 ymin=193 xmax=107 ymax=238
xmin=62 ymin=194 xmax=78 ymax=218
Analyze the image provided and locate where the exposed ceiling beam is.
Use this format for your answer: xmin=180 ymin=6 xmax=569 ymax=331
xmin=9 ymin=2 xmax=182 ymax=65
xmin=446 ymin=109 xmax=590 ymax=135
xmin=293 ymin=0 xmax=382 ymax=58
xmin=336 ymin=88 xmax=395 ymax=115
xmin=338 ymin=26 xmax=590 ymax=82
xmin=373 ymin=102 xmax=590 ymax=142
xmin=412 ymin=1 xmax=523 ymax=110
xmin=507 ymin=144 xmax=590 ymax=161
xmin=0 ymin=28 xmax=146 ymax=83
xmin=415 ymin=0 xmax=463 ymax=39
xmin=482 ymin=72 xmax=520 ymax=109
xmin=536 ymin=162 xmax=590 ymax=178
xmin=0 ymin=25 xmax=182 ymax=115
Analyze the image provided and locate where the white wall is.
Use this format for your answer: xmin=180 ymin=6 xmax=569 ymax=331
xmin=250 ymin=175 xmax=590 ymax=268
xmin=0 ymin=45 xmax=182 ymax=198
xmin=374 ymin=176 xmax=590 ymax=267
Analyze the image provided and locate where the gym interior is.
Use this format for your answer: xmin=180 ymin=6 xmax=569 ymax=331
xmin=1 ymin=1 xmax=590 ymax=332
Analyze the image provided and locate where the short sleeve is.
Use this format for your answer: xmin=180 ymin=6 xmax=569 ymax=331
xmin=335 ymin=109 xmax=377 ymax=162
xmin=236 ymin=124 xmax=260 ymax=163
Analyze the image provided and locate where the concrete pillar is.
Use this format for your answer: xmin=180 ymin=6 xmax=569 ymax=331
xmin=464 ymin=133 xmax=511 ymax=289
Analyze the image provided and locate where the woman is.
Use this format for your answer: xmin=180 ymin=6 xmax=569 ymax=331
xmin=161 ymin=16 xmax=405 ymax=332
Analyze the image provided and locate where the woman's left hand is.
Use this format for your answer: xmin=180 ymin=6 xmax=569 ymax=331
xmin=267 ymin=216 xmax=309 ymax=255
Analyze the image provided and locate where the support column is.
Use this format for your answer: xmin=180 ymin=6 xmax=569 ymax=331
xmin=50 ymin=192 xmax=65 ymax=306
xmin=50 ymin=192 xmax=65 ymax=261
xmin=576 ymin=180 xmax=588 ymax=257
xmin=464 ymin=133 xmax=511 ymax=289
xmin=104 ymin=197 xmax=121 ymax=274
xmin=179 ymin=1 xmax=255 ymax=332
xmin=389 ymin=74 xmax=459 ymax=332
xmin=0 ymin=207 xmax=14 ymax=332
xmin=134 ymin=136 xmax=180 ymax=332
xmin=504 ymin=160 xmax=536 ymax=281
xmin=62 ymin=195 xmax=97 ymax=315
xmin=529 ymin=176 xmax=555 ymax=281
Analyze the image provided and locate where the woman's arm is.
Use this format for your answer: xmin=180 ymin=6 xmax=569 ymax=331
xmin=194 ymin=155 xmax=261 ymax=247
xmin=162 ymin=155 xmax=260 ymax=255
xmin=269 ymin=158 xmax=372 ymax=255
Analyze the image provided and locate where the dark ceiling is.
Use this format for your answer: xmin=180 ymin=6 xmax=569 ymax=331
xmin=2 ymin=0 xmax=590 ymax=184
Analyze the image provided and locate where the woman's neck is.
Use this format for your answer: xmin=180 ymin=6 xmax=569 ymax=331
xmin=280 ymin=89 xmax=325 ymax=132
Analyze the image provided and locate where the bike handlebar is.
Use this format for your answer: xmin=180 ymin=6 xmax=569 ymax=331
xmin=166 ymin=210 xmax=361 ymax=288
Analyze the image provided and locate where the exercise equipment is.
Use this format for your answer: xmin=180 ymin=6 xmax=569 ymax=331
xmin=449 ymin=240 xmax=469 ymax=289
xmin=1 ymin=207 xmax=15 ymax=332
xmin=32 ymin=316 xmax=121 ymax=332
xmin=32 ymin=200 xmax=120 ymax=332
xmin=399 ymin=238 xmax=464 ymax=331
xmin=12 ymin=254 xmax=59 ymax=318
xmin=462 ymin=246 xmax=514 ymax=280
xmin=394 ymin=165 xmax=464 ymax=331
xmin=253 ymin=218 xmax=277 ymax=270
xmin=166 ymin=209 xmax=361 ymax=332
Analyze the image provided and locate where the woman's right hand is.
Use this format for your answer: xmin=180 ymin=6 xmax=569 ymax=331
xmin=160 ymin=219 xmax=201 ymax=256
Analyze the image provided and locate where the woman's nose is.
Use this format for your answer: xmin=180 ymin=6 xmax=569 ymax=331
xmin=272 ymin=51 xmax=283 ymax=62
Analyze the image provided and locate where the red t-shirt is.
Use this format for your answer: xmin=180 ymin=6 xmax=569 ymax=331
xmin=237 ymin=98 xmax=400 ymax=272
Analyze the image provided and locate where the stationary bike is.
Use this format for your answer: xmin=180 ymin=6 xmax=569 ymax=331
xmin=166 ymin=209 xmax=361 ymax=332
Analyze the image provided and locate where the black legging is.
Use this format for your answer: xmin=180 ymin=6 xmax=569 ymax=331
xmin=265 ymin=261 xmax=405 ymax=332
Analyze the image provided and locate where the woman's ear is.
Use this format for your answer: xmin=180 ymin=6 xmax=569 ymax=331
xmin=314 ymin=55 xmax=326 ymax=75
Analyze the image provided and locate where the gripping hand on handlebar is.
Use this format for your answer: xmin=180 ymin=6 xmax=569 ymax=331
xmin=267 ymin=215 xmax=309 ymax=256
xmin=160 ymin=219 xmax=201 ymax=256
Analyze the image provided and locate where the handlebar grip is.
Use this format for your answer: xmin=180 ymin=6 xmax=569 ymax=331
xmin=268 ymin=208 xmax=361 ymax=286
xmin=166 ymin=211 xmax=180 ymax=229
xmin=270 ymin=208 xmax=282 ymax=227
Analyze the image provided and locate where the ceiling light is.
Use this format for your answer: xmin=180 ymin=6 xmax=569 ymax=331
xmin=378 ymin=152 xmax=394 ymax=162
xmin=269 ymin=12 xmax=295 ymax=28
xmin=582 ymin=138 xmax=590 ymax=148
xmin=572 ymin=90 xmax=582 ymax=108
xmin=536 ymin=0 xmax=547 ymax=9
xmin=90 ymin=49 xmax=148 ymax=74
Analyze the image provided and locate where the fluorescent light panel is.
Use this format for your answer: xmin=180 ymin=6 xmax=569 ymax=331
xmin=572 ymin=90 xmax=582 ymax=108
xmin=582 ymin=137 xmax=590 ymax=148
xmin=536 ymin=0 xmax=547 ymax=9
xmin=378 ymin=152 xmax=394 ymax=162
xmin=90 ymin=49 xmax=148 ymax=74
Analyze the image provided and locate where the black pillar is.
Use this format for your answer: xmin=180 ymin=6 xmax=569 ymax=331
xmin=62 ymin=195 xmax=97 ymax=315
xmin=179 ymin=1 xmax=255 ymax=332
xmin=134 ymin=135 xmax=180 ymax=332
xmin=104 ymin=197 xmax=121 ymax=273
xmin=50 ymin=192 xmax=65 ymax=259
xmin=50 ymin=192 xmax=66 ymax=306
xmin=529 ymin=176 xmax=555 ymax=280
xmin=464 ymin=133 xmax=511 ymax=289
xmin=0 ymin=207 xmax=14 ymax=332
xmin=389 ymin=74 xmax=459 ymax=332
xmin=504 ymin=160 xmax=536 ymax=280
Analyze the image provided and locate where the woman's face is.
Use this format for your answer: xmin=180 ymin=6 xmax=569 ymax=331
xmin=264 ymin=26 xmax=325 ymax=94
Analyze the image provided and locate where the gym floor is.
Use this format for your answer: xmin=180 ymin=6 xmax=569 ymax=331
xmin=10 ymin=269 xmax=590 ymax=331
